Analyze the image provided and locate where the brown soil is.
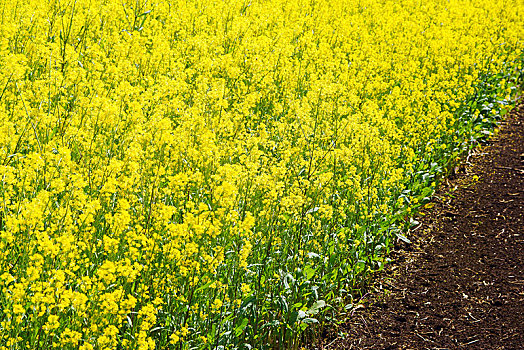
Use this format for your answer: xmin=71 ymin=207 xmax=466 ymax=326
xmin=317 ymin=103 xmax=524 ymax=350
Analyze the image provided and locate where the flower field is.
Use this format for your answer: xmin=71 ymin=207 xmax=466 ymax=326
xmin=0 ymin=0 xmax=522 ymax=349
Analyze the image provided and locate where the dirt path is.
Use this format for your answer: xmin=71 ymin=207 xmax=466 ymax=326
xmin=320 ymin=103 xmax=524 ymax=349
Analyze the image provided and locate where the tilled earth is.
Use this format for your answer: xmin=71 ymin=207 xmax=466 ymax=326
xmin=318 ymin=103 xmax=524 ymax=350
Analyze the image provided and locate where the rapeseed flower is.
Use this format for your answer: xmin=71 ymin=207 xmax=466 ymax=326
xmin=0 ymin=0 xmax=521 ymax=348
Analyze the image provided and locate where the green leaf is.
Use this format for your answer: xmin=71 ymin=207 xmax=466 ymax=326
xmin=396 ymin=233 xmax=411 ymax=244
xmin=302 ymin=317 xmax=318 ymax=324
xmin=234 ymin=318 xmax=249 ymax=337
xmin=308 ymin=300 xmax=326 ymax=315
xmin=303 ymin=265 xmax=316 ymax=280
xmin=283 ymin=273 xmax=295 ymax=290
xmin=195 ymin=280 xmax=213 ymax=292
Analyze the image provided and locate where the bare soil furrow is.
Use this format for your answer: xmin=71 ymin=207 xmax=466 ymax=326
xmin=321 ymin=103 xmax=524 ymax=350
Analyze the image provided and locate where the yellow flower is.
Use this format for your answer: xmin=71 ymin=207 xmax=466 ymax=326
xmin=211 ymin=298 xmax=223 ymax=311
xmin=169 ymin=333 xmax=180 ymax=344
xmin=0 ymin=0 xmax=521 ymax=348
